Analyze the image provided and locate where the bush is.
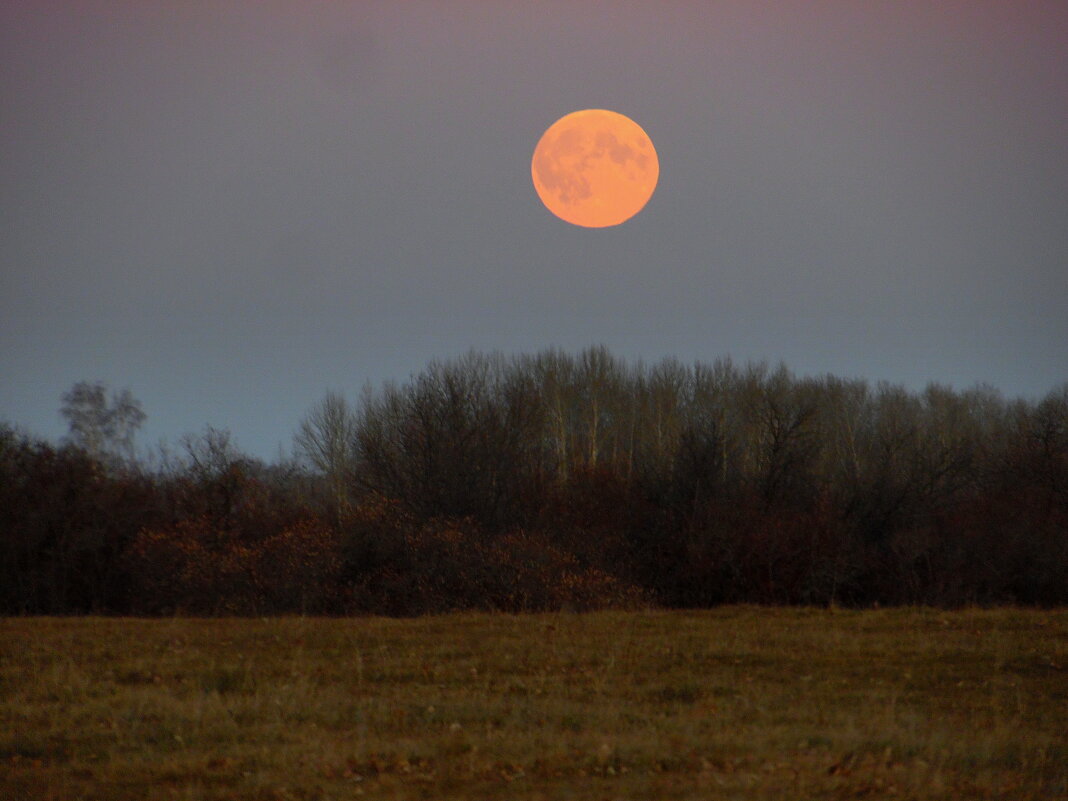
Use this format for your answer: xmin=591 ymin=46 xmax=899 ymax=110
xmin=342 ymin=501 xmax=648 ymax=615
xmin=126 ymin=517 xmax=341 ymax=615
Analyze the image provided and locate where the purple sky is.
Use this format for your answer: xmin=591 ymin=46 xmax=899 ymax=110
xmin=3 ymin=1 xmax=1066 ymax=460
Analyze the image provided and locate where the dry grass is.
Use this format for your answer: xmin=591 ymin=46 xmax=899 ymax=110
xmin=1 ymin=607 xmax=1065 ymax=800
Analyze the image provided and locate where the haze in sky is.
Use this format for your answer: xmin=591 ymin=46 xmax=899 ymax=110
xmin=3 ymin=1 xmax=1066 ymax=460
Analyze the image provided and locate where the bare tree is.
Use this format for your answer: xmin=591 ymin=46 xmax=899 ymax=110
xmin=179 ymin=425 xmax=243 ymax=483
xmin=636 ymin=357 xmax=689 ymax=477
xmin=355 ymin=352 xmax=545 ymax=528
xmin=60 ymin=381 xmax=146 ymax=465
xmin=574 ymin=345 xmax=627 ymax=470
xmin=522 ymin=349 xmax=575 ymax=481
xmin=294 ymin=391 xmax=359 ymax=519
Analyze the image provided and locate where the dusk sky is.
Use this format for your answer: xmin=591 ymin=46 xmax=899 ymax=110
xmin=3 ymin=1 xmax=1066 ymax=460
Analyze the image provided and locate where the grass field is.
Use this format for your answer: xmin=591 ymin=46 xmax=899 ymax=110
xmin=2 ymin=608 xmax=1066 ymax=800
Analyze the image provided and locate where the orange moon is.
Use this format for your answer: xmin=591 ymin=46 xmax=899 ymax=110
xmin=531 ymin=109 xmax=659 ymax=228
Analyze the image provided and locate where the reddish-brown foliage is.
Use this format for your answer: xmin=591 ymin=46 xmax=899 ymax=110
xmin=126 ymin=517 xmax=341 ymax=614
xmin=342 ymin=501 xmax=648 ymax=615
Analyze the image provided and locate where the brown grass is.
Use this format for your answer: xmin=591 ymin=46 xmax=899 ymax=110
xmin=2 ymin=607 xmax=1066 ymax=800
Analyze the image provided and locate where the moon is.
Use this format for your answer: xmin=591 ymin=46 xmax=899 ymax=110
xmin=531 ymin=109 xmax=659 ymax=228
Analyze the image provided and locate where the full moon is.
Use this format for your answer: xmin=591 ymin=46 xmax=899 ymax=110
xmin=531 ymin=109 xmax=659 ymax=228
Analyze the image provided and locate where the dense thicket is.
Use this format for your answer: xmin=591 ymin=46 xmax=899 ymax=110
xmin=3 ymin=348 xmax=1065 ymax=614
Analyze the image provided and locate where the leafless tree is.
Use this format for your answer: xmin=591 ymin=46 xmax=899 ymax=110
xmin=356 ymin=352 xmax=545 ymax=528
xmin=295 ymin=391 xmax=359 ymax=519
xmin=60 ymin=381 xmax=146 ymax=465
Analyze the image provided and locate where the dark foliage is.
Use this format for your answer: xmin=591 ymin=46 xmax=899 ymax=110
xmin=2 ymin=350 xmax=1065 ymax=615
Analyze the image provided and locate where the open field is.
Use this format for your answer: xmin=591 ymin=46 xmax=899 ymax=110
xmin=2 ymin=608 xmax=1066 ymax=800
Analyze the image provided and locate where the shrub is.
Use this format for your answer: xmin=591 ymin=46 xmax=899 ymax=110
xmin=342 ymin=503 xmax=648 ymax=615
xmin=126 ymin=517 xmax=341 ymax=615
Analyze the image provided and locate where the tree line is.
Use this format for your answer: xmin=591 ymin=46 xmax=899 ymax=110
xmin=2 ymin=347 xmax=1065 ymax=615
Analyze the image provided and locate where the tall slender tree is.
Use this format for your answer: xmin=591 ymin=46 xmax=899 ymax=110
xmin=294 ymin=391 xmax=359 ymax=520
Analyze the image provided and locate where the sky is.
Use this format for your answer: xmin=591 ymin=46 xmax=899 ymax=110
xmin=3 ymin=1 xmax=1067 ymax=461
